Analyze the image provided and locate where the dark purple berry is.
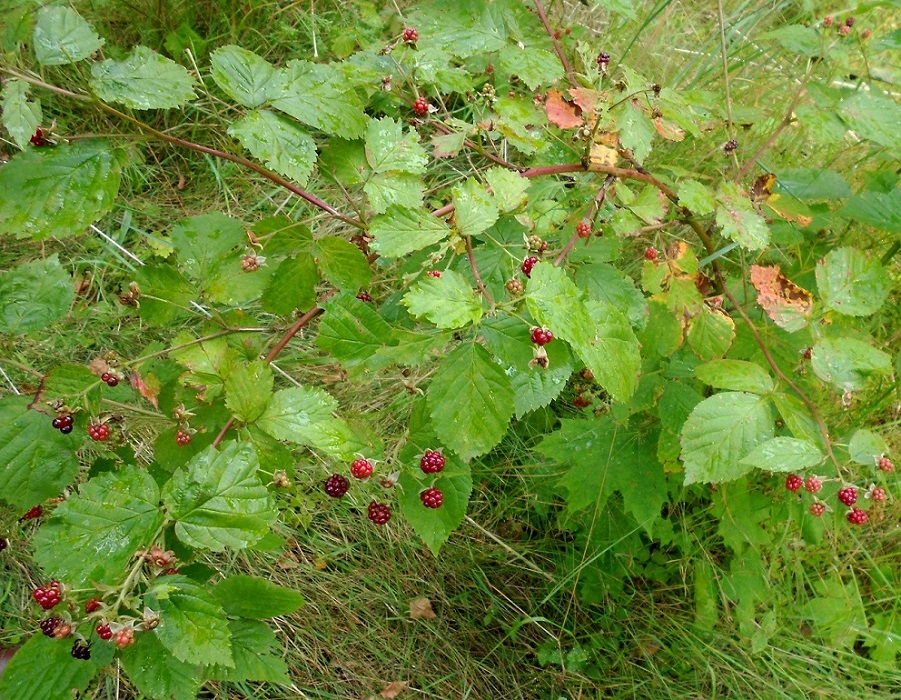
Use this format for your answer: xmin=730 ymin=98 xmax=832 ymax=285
xmin=324 ymin=474 xmax=350 ymax=498
xmin=71 ymin=640 xmax=91 ymax=660
xmin=40 ymin=617 xmax=61 ymax=637
xmin=367 ymin=501 xmax=391 ymax=525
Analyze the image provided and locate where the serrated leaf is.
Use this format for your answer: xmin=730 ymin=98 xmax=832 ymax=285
xmin=839 ymin=91 xmax=901 ymax=153
xmin=369 ymin=205 xmax=451 ymax=258
xmin=0 ymin=397 xmax=79 ymax=511
xmin=258 ymin=387 xmax=361 ymax=459
xmin=1 ymin=79 xmax=41 ymax=150
xmin=816 ymin=247 xmax=890 ymax=317
xmin=839 ymin=189 xmax=901 ymax=233
xmin=261 ymin=255 xmax=318 ymax=316
xmin=229 ymin=109 xmax=316 ymax=185
xmin=162 ymin=443 xmax=275 ymax=550
xmin=42 ymin=363 xmax=98 ymax=398
xmin=145 ymin=577 xmax=233 ymax=667
xmin=686 ymin=309 xmax=736 ymax=361
xmin=498 ymin=44 xmax=563 ymax=91
xmin=32 ymin=6 xmax=104 ymax=65
xmin=848 ymin=429 xmax=890 ymax=466
xmin=210 ymin=45 xmax=276 ymax=107
xmin=225 ymin=361 xmax=273 ymax=423
xmin=403 ymin=270 xmax=482 ymax=329
xmin=716 ymin=181 xmax=770 ymax=250
xmin=679 ymin=179 xmax=716 ymax=215
xmin=365 ymin=117 xmax=427 ymax=174
xmin=776 ymin=169 xmax=850 ymax=200
xmin=133 ymin=264 xmax=195 ymax=326
xmin=314 ymin=236 xmax=371 ymax=290
xmin=398 ymin=462 xmax=472 ymax=555
xmin=619 ymin=100 xmax=654 ymax=163
xmin=740 ymin=437 xmax=824 ymax=472
xmin=426 ymin=342 xmax=514 ymax=461
xmin=577 ymin=263 xmax=647 ymax=328
xmin=267 ymin=60 xmax=367 ymax=138
xmin=213 ymin=575 xmax=304 ymax=618
xmin=771 ymin=392 xmax=824 ymax=451
xmin=0 ymin=256 xmax=73 ymax=333
xmin=90 ymin=46 xmax=196 ymax=109
xmin=681 ymin=392 xmax=775 ymax=484
xmin=120 ymin=632 xmax=201 ymax=700
xmin=208 ymin=620 xmax=290 ymax=684
xmin=315 ymin=293 xmax=397 ymax=369
xmin=171 ymin=213 xmax=245 ymax=280
xmin=810 ymin=337 xmax=892 ymax=391
xmin=526 ymin=264 xmax=639 ymax=401
xmin=0 ymin=140 xmax=122 ymax=240
xmin=432 ymin=129 xmax=468 ymax=158
xmin=452 ymin=178 xmax=500 ymax=237
xmin=32 ymin=466 xmax=164 ymax=586
xmin=363 ymin=172 xmax=425 ymax=214
xmin=694 ymin=360 xmax=774 ymax=394
xmin=0 ymin=632 xmax=110 ymax=700
xmin=485 ymin=167 xmax=529 ymax=212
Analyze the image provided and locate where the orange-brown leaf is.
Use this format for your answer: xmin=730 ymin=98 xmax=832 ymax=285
xmin=750 ymin=265 xmax=812 ymax=332
xmin=545 ymin=89 xmax=583 ymax=129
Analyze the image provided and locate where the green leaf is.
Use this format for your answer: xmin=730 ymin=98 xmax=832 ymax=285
xmin=577 ymin=263 xmax=647 ymax=329
xmin=810 ymin=337 xmax=892 ymax=391
xmin=484 ymin=167 xmax=529 ymax=212
xmin=839 ymin=91 xmax=901 ymax=153
xmin=403 ymin=270 xmax=482 ymax=329
xmin=162 ymin=443 xmax=276 ymax=551
xmin=42 ymin=363 xmax=98 ymax=398
xmin=229 ymin=109 xmax=316 ymax=185
xmin=258 ymin=387 xmax=362 ymax=459
xmin=538 ymin=416 xmax=665 ymax=536
xmin=145 ymin=576 xmax=233 ymax=667
xmin=816 ymin=247 xmax=890 ymax=317
xmin=679 ymin=179 xmax=717 ymax=215
xmin=369 ymin=205 xmax=451 ymax=258
xmin=171 ymin=213 xmax=245 ymax=280
xmin=0 ymin=256 xmax=73 ymax=333
xmin=526 ymin=263 xmax=639 ymax=401
xmin=452 ymin=178 xmax=500 ymax=237
xmin=364 ymin=117 xmax=427 ymax=174
xmin=398 ymin=459 xmax=472 ymax=555
xmin=90 ymin=47 xmax=196 ymax=109
xmin=213 ymin=575 xmax=304 ymax=618
xmin=740 ymin=437 xmax=824 ymax=472
xmin=208 ymin=620 xmax=290 ymax=684
xmin=1 ymin=79 xmax=41 ymax=150
xmin=0 ymin=397 xmax=79 ymax=511
xmin=0 ymin=141 xmax=123 ymax=240
xmin=716 ymin=181 xmax=770 ymax=250
xmin=498 ymin=44 xmax=563 ymax=91
xmin=314 ymin=236 xmax=371 ymax=290
xmin=776 ymin=169 xmax=850 ymax=200
xmin=636 ymin=300 xmax=683 ymax=358
xmin=32 ymin=6 xmax=104 ymax=65
xmin=804 ymin=575 xmax=868 ymax=649
xmin=363 ymin=172 xmax=425 ymax=213
xmin=267 ymin=60 xmax=367 ymax=138
xmin=120 ymin=632 xmax=201 ymax=700
xmin=0 ymin=632 xmax=110 ymax=700
xmin=694 ymin=360 xmax=774 ymax=394
xmin=839 ymin=189 xmax=901 ymax=233
xmin=762 ymin=25 xmax=822 ymax=56
xmin=681 ymin=392 xmax=775 ymax=484
xmin=32 ymin=466 xmax=164 ymax=586
xmin=225 ymin=361 xmax=273 ymax=423
xmin=687 ymin=308 xmax=735 ymax=361
xmin=848 ymin=429 xmax=890 ymax=466
xmin=771 ymin=392 xmax=824 ymax=451
xmin=618 ymin=100 xmax=654 ymax=163
xmin=315 ymin=293 xmax=397 ymax=370
xmin=210 ymin=45 xmax=276 ymax=107
xmin=427 ymin=342 xmax=514 ymax=461
xmin=260 ymin=254 xmax=318 ymax=315
xmin=133 ymin=264 xmax=195 ymax=326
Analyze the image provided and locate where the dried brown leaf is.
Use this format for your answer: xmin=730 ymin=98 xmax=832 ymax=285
xmin=409 ymin=597 xmax=437 ymax=620
xmin=381 ymin=680 xmax=408 ymax=698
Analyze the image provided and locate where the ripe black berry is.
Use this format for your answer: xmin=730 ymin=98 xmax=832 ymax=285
xmin=823 ymin=15 xmax=834 ymax=27
xmin=723 ymin=139 xmax=738 ymax=154
xmin=521 ymin=256 xmax=539 ymax=278
xmin=71 ymin=640 xmax=91 ymax=660
xmin=530 ymin=327 xmax=554 ymax=346
xmin=105 ymin=375 xmax=119 ymax=387
xmin=60 ymin=424 xmax=73 ymax=434
xmin=844 ymin=16 xmax=854 ymax=27
xmin=846 ymin=507 xmax=867 ymax=525
xmin=0 ymin=538 xmax=7 ymax=552
xmin=324 ymin=474 xmax=350 ymax=498
xmin=596 ymin=51 xmax=610 ymax=69
xmin=420 ymin=450 xmax=446 ymax=474
xmin=367 ymin=501 xmax=391 ymax=525
xmin=52 ymin=416 xmax=64 ymax=429
xmin=40 ymin=617 xmax=61 ymax=637
xmin=420 ymin=487 xmax=444 ymax=509
xmin=350 ymin=458 xmax=374 ymax=479
xmin=838 ymin=487 xmax=858 ymax=507
xmin=413 ymin=97 xmax=430 ymax=116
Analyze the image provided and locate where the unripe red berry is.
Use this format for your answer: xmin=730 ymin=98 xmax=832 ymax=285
xmin=868 ymin=487 xmax=887 ymax=502
xmin=576 ymin=222 xmax=591 ymax=239
xmin=402 ymin=27 xmax=418 ymax=44
xmin=426 ymin=270 xmax=441 ymax=278
xmin=823 ymin=15 xmax=834 ymax=27
xmin=22 ymin=505 xmax=43 ymax=520
xmin=241 ymin=254 xmax=260 ymax=272
xmin=530 ymin=327 xmax=554 ymax=346
xmin=521 ymin=256 xmax=539 ymax=277
xmin=356 ymin=291 xmax=373 ymax=302
xmin=573 ymin=395 xmax=591 ymax=408
xmin=644 ymin=247 xmax=658 ymax=261
xmin=96 ymin=623 xmax=113 ymax=641
xmin=838 ymin=25 xmax=850 ymax=36
xmin=420 ymin=487 xmax=444 ymax=509
xmin=88 ymin=423 xmax=110 ymax=442
xmin=877 ymin=456 xmax=894 ymax=472
xmin=350 ymin=458 xmax=374 ymax=479
xmin=84 ymin=598 xmax=102 ymax=614
xmin=846 ymin=507 xmax=867 ymax=525
xmin=837 ymin=487 xmax=858 ymax=507
xmin=505 ymin=278 xmax=524 ymax=295
xmin=113 ymin=628 xmax=135 ymax=648
xmin=809 ymin=502 xmax=827 ymax=517
xmin=420 ymin=449 xmax=446 ymax=474
xmin=175 ymin=429 xmax=192 ymax=446
xmin=860 ymin=28 xmax=871 ymax=39
xmin=413 ymin=97 xmax=430 ymax=116
xmin=804 ymin=477 xmax=822 ymax=494
xmin=785 ymin=474 xmax=803 ymax=492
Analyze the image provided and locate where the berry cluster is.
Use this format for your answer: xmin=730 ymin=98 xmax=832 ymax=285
xmin=413 ymin=97 xmax=430 ymax=116
xmin=40 ymin=617 xmax=62 ymax=637
xmin=367 ymin=501 xmax=391 ymax=525
xmin=21 ymin=505 xmax=43 ymax=520
xmin=644 ymin=246 xmax=658 ymax=261
xmin=100 ymin=372 xmax=119 ymax=387
xmin=175 ymin=428 xmax=192 ymax=446
xmin=877 ymin=456 xmax=894 ymax=472
xmin=87 ymin=423 xmax=110 ymax=442
xmin=51 ymin=413 xmax=74 ymax=435
xmin=356 ymin=291 xmax=373 ymax=302
xmin=505 ymin=278 xmax=524 ymax=296
xmin=723 ymin=139 xmax=738 ymax=154
xmin=785 ymin=470 xmax=891 ymax=525
xmin=576 ymin=222 xmax=591 ymax=239
xmin=33 ymin=582 xmax=62 ymax=610
xmin=402 ymin=27 xmax=418 ymax=44
xmin=426 ymin=269 xmax=441 ymax=278
xmin=420 ymin=487 xmax=444 ymax=509
xmin=530 ymin=327 xmax=554 ymax=346
xmin=96 ymin=623 xmax=113 ymax=640
xmin=84 ymin=598 xmax=102 ymax=613
xmin=521 ymin=256 xmax=539 ymax=278
xmin=241 ymin=254 xmax=261 ymax=272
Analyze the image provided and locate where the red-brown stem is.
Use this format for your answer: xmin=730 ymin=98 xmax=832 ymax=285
xmin=432 ymin=203 xmax=454 ymax=219
xmin=466 ymin=236 xmax=495 ymax=308
xmin=431 ymin=120 xmax=518 ymax=169
xmin=554 ymin=175 xmax=615 ymax=266
xmin=533 ymin=0 xmax=577 ymax=87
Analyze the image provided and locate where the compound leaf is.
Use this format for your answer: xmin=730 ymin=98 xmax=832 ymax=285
xmin=403 ymin=270 xmax=482 ymax=329
xmin=90 ymin=46 xmax=196 ymax=109
xmin=210 ymin=45 xmax=276 ymax=107
xmin=229 ymin=109 xmax=316 ymax=185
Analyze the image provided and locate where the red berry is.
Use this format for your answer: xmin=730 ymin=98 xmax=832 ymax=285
xmin=367 ymin=501 xmax=391 ymax=525
xmin=324 ymin=473 xmax=350 ymax=498
xmin=573 ymin=395 xmax=591 ymax=408
xmin=869 ymin=487 xmax=887 ymax=502
xmin=33 ymin=583 xmax=62 ymax=610
xmin=576 ymin=221 xmax=591 ymax=239
xmin=823 ymin=15 xmax=834 ymax=27
xmin=838 ymin=25 xmax=850 ymax=36
xmin=88 ymin=423 xmax=110 ymax=442
xmin=413 ymin=97 xmax=430 ymax=116
xmin=113 ymin=628 xmax=135 ymax=649
xmin=52 ymin=416 xmax=64 ymax=429
xmin=802 ymin=347 xmax=813 ymax=360
xmin=241 ymin=254 xmax=260 ymax=272
xmin=40 ymin=617 xmax=61 ymax=636
xmin=61 ymin=414 xmax=73 ymax=427
xmin=861 ymin=28 xmax=871 ymax=39
xmin=809 ymin=502 xmax=827 ymax=517
xmin=644 ymin=247 xmax=658 ymax=261
xmin=846 ymin=507 xmax=867 ymax=525
xmin=838 ymin=487 xmax=858 ymax=507
xmin=356 ymin=291 xmax=373 ymax=302
xmin=22 ymin=505 xmax=43 ymax=520
xmin=530 ymin=327 xmax=554 ymax=346
xmin=420 ymin=449 xmax=446 ymax=474
xmin=877 ymin=456 xmax=894 ymax=472
xmin=420 ymin=487 xmax=444 ymax=509
xmin=521 ymin=256 xmax=539 ymax=277
xmin=175 ymin=429 xmax=192 ymax=446
xmin=105 ymin=375 xmax=119 ymax=387
xmin=96 ymin=624 xmax=113 ymax=640
xmin=596 ymin=51 xmax=610 ymax=68
xmin=426 ymin=270 xmax=441 ymax=278
xmin=785 ymin=474 xmax=803 ymax=492
xmin=30 ymin=128 xmax=45 ymax=146
xmin=350 ymin=458 xmax=374 ymax=479
xmin=844 ymin=16 xmax=855 ymax=27
xmin=804 ymin=477 xmax=822 ymax=494
xmin=402 ymin=27 xmax=418 ymax=44
xmin=84 ymin=598 xmax=102 ymax=614
xmin=71 ymin=640 xmax=91 ymax=660
xmin=100 ymin=372 xmax=111 ymax=382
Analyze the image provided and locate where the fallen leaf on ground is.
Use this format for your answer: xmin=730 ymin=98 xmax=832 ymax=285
xmin=409 ymin=597 xmax=437 ymax=620
xmin=381 ymin=680 xmax=408 ymax=698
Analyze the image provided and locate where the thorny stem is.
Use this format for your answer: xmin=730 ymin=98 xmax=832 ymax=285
xmin=532 ymin=0 xmax=577 ymax=87
xmin=554 ymin=175 xmax=615 ymax=266
xmin=466 ymin=236 xmax=495 ymax=308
